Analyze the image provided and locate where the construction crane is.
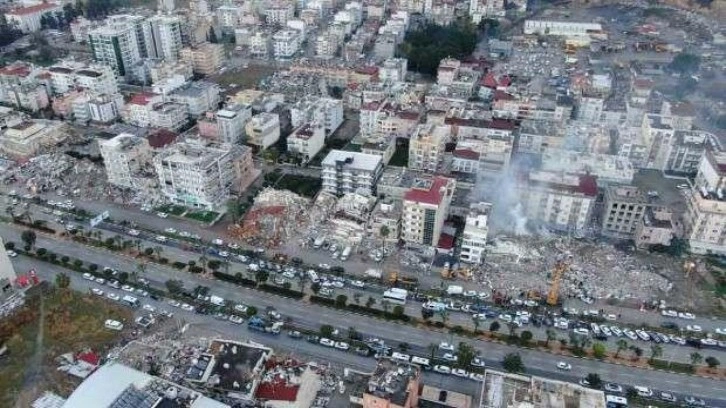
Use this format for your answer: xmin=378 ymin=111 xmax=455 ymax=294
xmin=547 ymin=259 xmax=569 ymax=306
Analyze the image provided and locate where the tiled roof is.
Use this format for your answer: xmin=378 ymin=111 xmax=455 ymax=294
xmin=404 ymin=176 xmax=451 ymax=206
xmin=7 ymin=2 xmax=58 ymax=16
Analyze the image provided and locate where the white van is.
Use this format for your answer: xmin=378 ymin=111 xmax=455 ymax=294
xmin=104 ymin=319 xmax=124 ymax=331
xmin=391 ymin=352 xmax=411 ymax=363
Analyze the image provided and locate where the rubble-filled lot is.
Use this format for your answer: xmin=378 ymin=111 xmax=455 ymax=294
xmin=477 ymin=235 xmax=710 ymax=310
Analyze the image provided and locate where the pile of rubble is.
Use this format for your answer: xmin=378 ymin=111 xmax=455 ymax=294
xmin=228 ymin=188 xmax=310 ymax=248
xmin=11 ymin=153 xmax=111 ymax=201
xmin=479 ymin=236 xmax=676 ymax=303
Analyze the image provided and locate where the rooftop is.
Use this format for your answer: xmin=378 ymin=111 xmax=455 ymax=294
xmin=100 ymin=133 xmax=147 ymax=151
xmin=404 ymin=176 xmax=455 ymax=206
xmin=207 ymin=340 xmax=269 ymax=393
xmin=63 ymin=363 xmax=229 ymax=408
xmin=605 ymin=185 xmax=647 ymax=204
xmin=480 ymin=370 xmax=605 ymax=408
xmin=322 ymin=150 xmax=382 ymax=172
xmin=420 ymin=385 xmax=472 ymax=408
xmin=526 ymin=171 xmax=598 ymax=197
xmin=7 ymin=2 xmax=58 ymax=15
xmin=129 ymin=93 xmax=159 ymax=106
xmin=364 ymin=361 xmax=419 ymax=406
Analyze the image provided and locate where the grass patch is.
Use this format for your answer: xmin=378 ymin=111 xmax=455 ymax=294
xmin=154 ymin=204 xmax=186 ymax=216
xmin=0 ymin=287 xmax=132 ymax=406
xmin=184 ymin=210 xmax=220 ymax=224
xmin=275 ymin=174 xmax=322 ymax=198
xmin=389 ymin=138 xmax=409 ymax=167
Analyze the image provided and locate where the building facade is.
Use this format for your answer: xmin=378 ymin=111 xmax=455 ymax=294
xmin=401 ymin=176 xmax=456 ymax=246
xmin=287 ymin=122 xmax=325 ymax=164
xmin=684 ymin=151 xmax=726 ymax=255
xmin=459 ymin=202 xmax=490 ymax=264
xmin=98 ymin=133 xmax=153 ymax=189
xmin=601 ymin=186 xmax=648 ymax=238
xmin=321 ymin=150 xmax=383 ymax=196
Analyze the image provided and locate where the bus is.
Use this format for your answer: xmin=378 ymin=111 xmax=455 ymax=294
xmin=383 ymin=288 xmax=407 ymax=305
xmin=340 ymin=246 xmax=352 ymax=261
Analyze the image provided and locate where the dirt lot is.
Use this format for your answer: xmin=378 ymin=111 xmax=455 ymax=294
xmin=211 ymin=64 xmax=277 ymax=91
xmin=0 ymin=285 xmax=132 ymax=407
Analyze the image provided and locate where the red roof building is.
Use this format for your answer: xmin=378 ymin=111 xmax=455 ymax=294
xmin=402 ymin=176 xmax=456 ymax=246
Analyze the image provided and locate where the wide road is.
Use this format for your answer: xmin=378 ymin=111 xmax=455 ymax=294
xmin=7 ymin=248 xmax=726 ymax=405
xmin=2 ymin=216 xmax=724 ymax=367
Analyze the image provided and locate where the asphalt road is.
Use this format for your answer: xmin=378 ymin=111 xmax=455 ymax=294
xmin=2 ymin=214 xmax=725 ymax=367
xmin=7 ymin=246 xmax=726 ymax=405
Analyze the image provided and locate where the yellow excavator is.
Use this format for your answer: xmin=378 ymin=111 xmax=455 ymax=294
xmin=547 ymin=259 xmax=569 ymax=306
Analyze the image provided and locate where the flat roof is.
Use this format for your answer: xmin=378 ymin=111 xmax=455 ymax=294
xmin=207 ymin=340 xmax=268 ymax=392
xmin=321 ymin=150 xmax=382 ymax=172
xmin=481 ymin=370 xmax=605 ymax=408
xmin=404 ymin=176 xmax=454 ymax=206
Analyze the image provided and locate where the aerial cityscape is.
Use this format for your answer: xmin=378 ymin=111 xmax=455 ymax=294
xmin=0 ymin=0 xmax=726 ymax=406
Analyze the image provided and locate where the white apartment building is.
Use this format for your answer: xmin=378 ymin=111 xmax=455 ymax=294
xmin=154 ymin=142 xmax=249 ymax=209
xmin=468 ymin=0 xmax=505 ymax=23
xmin=249 ymin=31 xmax=271 ymax=58
xmin=408 ymin=124 xmax=450 ymax=172
xmin=149 ymin=102 xmax=188 ymax=131
xmin=266 ymin=2 xmax=295 ymax=25
xmin=88 ymin=22 xmax=142 ymax=77
xmin=98 ymin=133 xmax=152 ymax=189
xmin=576 ymin=96 xmax=604 ymax=122
xmin=541 ymin=148 xmax=635 ymax=185
xmin=641 ymin=114 xmax=676 ymax=170
xmin=88 ymin=93 xmax=124 ymax=123
xmin=122 ymin=93 xmax=163 ymax=127
xmin=289 ymin=96 xmax=343 ymax=137
xmin=401 ymin=176 xmax=456 ymax=246
xmin=459 ymin=202 xmax=491 ymax=264
xmin=48 ymin=63 xmax=118 ymax=96
xmin=169 ymin=81 xmax=221 ymax=117
xmin=379 ymin=58 xmax=408 ymax=83
xmin=685 ymin=151 xmax=726 ymax=255
xmin=145 ymin=15 xmax=183 ymax=61
xmin=0 ymin=62 xmax=50 ymax=112
xmin=287 ymin=122 xmax=325 ymax=164
xmin=216 ymin=104 xmax=251 ymax=144
xmin=272 ymin=29 xmax=302 ymax=59
xmin=245 ymin=112 xmax=280 ymax=149
xmin=518 ymin=171 xmax=598 ymax=232
xmin=315 ymin=30 xmax=340 ymax=59
xmin=5 ymin=3 xmax=61 ymax=33
xmin=0 ymin=120 xmax=68 ymax=159
xmin=666 ymin=130 xmax=712 ymax=175
xmin=321 ymin=150 xmax=383 ymax=196
xmin=216 ymin=5 xmax=243 ymax=28
xmin=179 ymin=43 xmax=224 ymax=76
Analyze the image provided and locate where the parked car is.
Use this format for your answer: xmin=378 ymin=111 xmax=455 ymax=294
xmin=334 ymin=342 xmax=350 ymax=351
xmin=556 ymin=362 xmax=571 ymax=371
xmin=433 ymin=365 xmax=451 ymax=375
xmin=451 ymin=369 xmax=468 ymax=377
xmin=106 ymin=293 xmax=120 ymax=301
xmin=228 ymin=315 xmax=244 ymax=324
xmin=678 ymin=312 xmax=696 ymax=320
xmin=604 ymin=383 xmax=623 ymax=393
xmin=288 ymin=330 xmax=302 ymax=339
xmin=82 ymin=273 xmax=94 ymax=281
xmin=439 ymin=342 xmax=455 ymax=351
xmin=91 ymin=288 xmax=104 ymax=296
xmin=319 ymin=338 xmax=335 ymax=347
xmin=660 ymin=392 xmax=677 ymax=403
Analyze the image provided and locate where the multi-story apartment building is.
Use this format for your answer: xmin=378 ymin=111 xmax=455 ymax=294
xmin=576 ymin=95 xmax=604 ymax=122
xmin=641 ymin=114 xmax=675 ymax=170
xmin=169 ymin=81 xmax=221 ymax=118
xmin=379 ymin=58 xmax=408 ymax=83
xmin=635 ymin=207 xmax=674 ymax=249
xmin=88 ymin=93 xmax=124 ymax=123
xmin=5 ymin=3 xmax=61 ymax=33
xmin=179 ymin=43 xmax=224 ymax=76
xmin=154 ymin=141 xmax=254 ymax=209
xmin=70 ymin=16 xmax=96 ymax=42
xmin=468 ymin=0 xmax=505 ymax=23
xmin=321 ymin=150 xmax=383 ymax=196
xmin=149 ymin=102 xmax=188 ymax=131
xmin=216 ymin=104 xmax=251 ymax=144
xmin=98 ymin=133 xmax=153 ymax=189
xmin=245 ymin=113 xmax=280 ymax=149
xmin=216 ymin=5 xmax=243 ymax=28
xmin=0 ymin=120 xmax=68 ymax=159
xmin=287 ymin=122 xmax=325 ymax=164
xmin=88 ymin=21 xmax=142 ymax=77
xmin=523 ymin=20 xmax=603 ymax=38
xmin=685 ymin=151 xmax=726 ymax=255
xmin=266 ymin=1 xmax=295 ymax=25
xmin=601 ymin=186 xmax=649 ymax=239
xmin=272 ymin=29 xmax=302 ymax=59
xmin=460 ymin=202 xmax=490 ymax=264
xmin=145 ymin=15 xmax=183 ymax=60
xmin=48 ymin=62 xmax=118 ymax=96
xmin=122 ymin=92 xmax=163 ymax=127
xmin=541 ymin=148 xmax=635 ymax=185
xmin=665 ymin=130 xmax=713 ymax=175
xmin=248 ymin=31 xmax=271 ymax=58
xmin=408 ymin=124 xmax=450 ymax=172
xmin=0 ymin=62 xmax=50 ymax=113
xmin=315 ymin=30 xmax=340 ymax=59
xmin=401 ymin=176 xmax=456 ymax=246
xmin=517 ymin=171 xmax=598 ymax=232
xmin=492 ymin=96 xmax=573 ymax=122
xmin=289 ymin=96 xmax=344 ymax=137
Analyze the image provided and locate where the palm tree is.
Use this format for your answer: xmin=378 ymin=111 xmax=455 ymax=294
xmin=507 ymin=322 xmax=518 ymax=338
xmin=615 ymin=339 xmax=628 ymax=358
xmin=690 ymin=352 xmax=703 ymax=366
xmin=153 ymin=246 xmax=163 ymax=260
xmin=428 ymin=343 xmax=437 ymax=360
xmin=438 ymin=309 xmax=449 ymax=326
xmin=381 ymin=300 xmax=391 ymax=313
xmin=353 ymin=292 xmax=361 ymax=305
xmin=649 ymin=344 xmax=663 ymax=362
xmin=545 ymin=329 xmax=556 ymax=347
xmin=472 ymin=315 xmax=480 ymax=333
xmin=134 ymin=239 xmax=142 ymax=253
xmin=379 ymin=225 xmax=390 ymax=252
xmin=198 ymin=254 xmax=208 ymax=273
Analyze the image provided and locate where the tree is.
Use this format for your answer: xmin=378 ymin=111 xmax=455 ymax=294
xmin=502 ymin=353 xmax=524 ymax=373
xmin=630 ymin=346 xmax=643 ymax=360
xmin=669 ymin=52 xmax=701 ymax=75
xmin=366 ymin=296 xmax=376 ymax=308
xmin=649 ymin=344 xmax=663 ymax=362
xmin=545 ymin=329 xmax=556 ymax=347
xmin=705 ymin=356 xmax=720 ymax=369
xmin=165 ymin=279 xmax=183 ymax=294
xmin=55 ymin=272 xmax=70 ymax=289
xmin=320 ymin=324 xmax=334 ymax=338
xmin=348 ymin=326 xmax=359 ymax=340
xmin=208 ymin=27 xmax=218 ymax=43
xmin=381 ymin=300 xmax=391 ymax=313
xmin=456 ymin=342 xmax=476 ymax=368
xmin=438 ymin=309 xmax=448 ymax=326
xmin=400 ymin=20 xmax=478 ymax=75
xmin=3 ymin=241 xmax=15 ymax=250
xmin=592 ymin=342 xmax=606 ymax=359
xmin=399 ymin=342 xmax=410 ymax=352
xmin=21 ymin=230 xmax=36 ymax=248
xmin=392 ymin=305 xmax=405 ymax=317
xmin=421 ymin=308 xmax=434 ymax=320
xmin=472 ymin=315 xmax=481 ymax=333
xmin=585 ymin=373 xmax=602 ymax=389
xmin=255 ymin=270 xmax=269 ymax=283
xmin=153 ymin=246 xmax=163 ymax=260
xmin=690 ymin=352 xmax=703 ymax=366
xmin=489 ymin=321 xmax=500 ymax=333
xmin=335 ymin=294 xmax=348 ymax=308
xmin=207 ymin=259 xmax=222 ymax=271
xmin=615 ymin=339 xmax=629 ymax=358
xmin=311 ymin=282 xmax=321 ymax=294
xmin=353 ymin=292 xmax=361 ymax=305
xmin=379 ymin=225 xmax=390 ymax=252
xmin=72 ymin=259 xmax=83 ymax=269
xmin=520 ymin=330 xmax=533 ymax=345
xmin=61 ymin=255 xmax=70 ymax=264
xmin=118 ymin=271 xmax=129 ymax=284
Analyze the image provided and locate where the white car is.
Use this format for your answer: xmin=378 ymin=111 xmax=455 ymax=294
xmin=452 ymin=368 xmax=468 ymax=377
xmin=715 ymin=328 xmax=726 ymax=335
xmin=128 ymin=229 xmax=140 ymax=236
xmin=439 ymin=341 xmax=455 ymax=351
xmin=677 ymin=184 xmax=689 ymax=189
xmin=635 ymin=330 xmax=651 ymax=341
xmin=573 ymin=328 xmax=589 ymax=336
xmin=155 ymin=235 xmax=167 ymax=242
xmin=669 ymin=335 xmax=686 ymax=345
xmin=106 ymin=293 xmax=120 ymax=301
xmin=91 ymin=288 xmax=104 ymax=296
xmin=82 ymin=273 xmax=94 ymax=281
xmin=624 ymin=329 xmax=638 ymax=341
xmin=319 ymin=338 xmax=335 ymax=347
xmin=463 ymin=290 xmax=477 ymax=298
xmin=433 ymin=365 xmax=451 ymax=375
xmin=168 ymin=299 xmax=181 ymax=308
xmin=142 ymin=304 xmax=156 ymax=313
xmin=156 ymin=212 xmax=168 ymax=218
xmin=498 ymin=314 xmax=513 ymax=323
xmin=678 ymin=312 xmax=696 ymax=320
xmin=228 ymin=315 xmax=244 ymax=324
xmin=556 ymin=362 xmax=572 ymax=371
xmin=661 ymin=309 xmax=678 ymax=318
xmin=601 ymin=326 xmax=612 ymax=337
xmin=6 ymin=250 xmax=17 ymax=258
xmin=121 ymin=285 xmax=134 ymax=292
xmin=604 ymin=383 xmax=623 ymax=393
xmin=477 ymin=292 xmax=490 ymax=300
xmin=95 ymin=277 xmax=106 ymax=285
xmin=334 ymin=341 xmax=350 ymax=350
xmin=351 ymin=280 xmax=365 ymax=288
xmin=610 ymin=326 xmax=623 ymax=337
xmin=213 ymin=238 xmax=224 ymax=246
xmin=104 ymin=319 xmax=124 ymax=331
xmin=218 ymin=251 xmax=229 ymax=258
xmin=686 ymin=325 xmax=702 ymax=333
xmin=442 ymin=353 xmax=458 ymax=362
xmin=164 ymin=228 xmax=177 ymax=234
xmin=468 ymin=372 xmax=485 ymax=382
xmin=180 ymin=303 xmax=195 ymax=312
